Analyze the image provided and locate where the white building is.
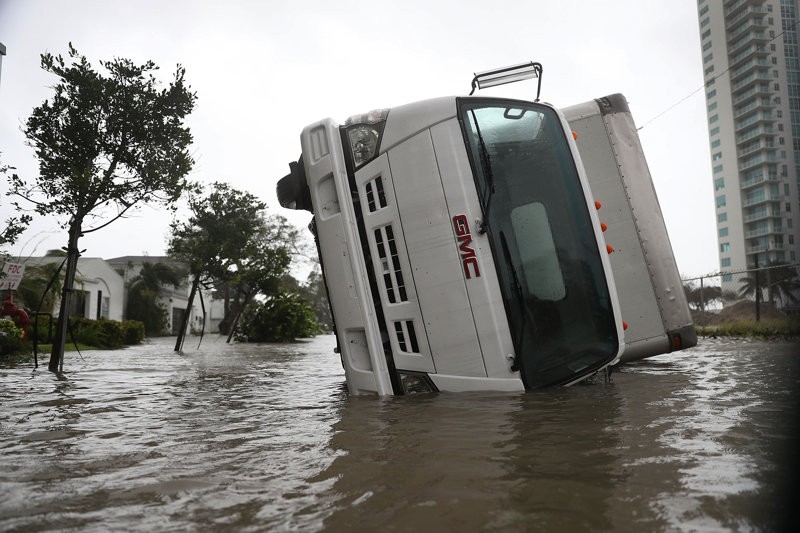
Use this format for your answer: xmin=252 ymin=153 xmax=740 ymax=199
xmin=697 ymin=0 xmax=800 ymax=291
xmin=106 ymin=256 xmax=222 ymax=334
xmin=23 ymin=256 xmax=125 ymax=321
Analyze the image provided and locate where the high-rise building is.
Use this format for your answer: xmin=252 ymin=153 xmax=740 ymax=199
xmin=698 ymin=0 xmax=800 ymax=291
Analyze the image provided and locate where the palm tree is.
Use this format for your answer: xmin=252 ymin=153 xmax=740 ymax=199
xmin=126 ymin=261 xmax=183 ymax=336
xmin=738 ymin=261 xmax=800 ymax=308
xmin=15 ymin=261 xmax=65 ymax=314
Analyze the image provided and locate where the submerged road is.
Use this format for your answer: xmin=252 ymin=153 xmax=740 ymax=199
xmin=1 ymin=335 xmax=798 ymax=531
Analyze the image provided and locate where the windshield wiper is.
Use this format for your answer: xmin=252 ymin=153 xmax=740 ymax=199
xmin=470 ymin=109 xmax=495 ymax=234
xmin=499 ymin=231 xmax=526 ymax=373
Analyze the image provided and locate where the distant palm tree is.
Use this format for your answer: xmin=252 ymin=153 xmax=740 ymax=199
xmin=738 ymin=261 xmax=800 ymax=308
xmin=126 ymin=261 xmax=183 ymax=335
xmin=16 ymin=261 xmax=66 ymax=314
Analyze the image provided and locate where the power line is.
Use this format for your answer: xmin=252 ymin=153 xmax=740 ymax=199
xmin=638 ymin=16 xmax=800 ymax=131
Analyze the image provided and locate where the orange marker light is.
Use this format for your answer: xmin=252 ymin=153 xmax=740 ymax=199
xmin=623 ymin=321 xmax=629 ymax=331
xmin=572 ymin=130 xmax=578 ymax=140
xmin=595 ymin=200 xmax=602 ymax=210
xmin=606 ymin=244 xmax=615 ymax=254
xmin=601 ymin=222 xmax=608 ymax=232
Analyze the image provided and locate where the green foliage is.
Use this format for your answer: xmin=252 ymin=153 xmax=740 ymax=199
xmin=59 ymin=317 xmax=145 ymax=348
xmin=169 ymin=182 xmax=267 ymax=281
xmin=236 ymin=294 xmax=321 ymax=342
xmin=738 ymin=262 xmax=800 ymax=307
xmin=126 ymin=261 xmax=182 ymax=336
xmin=5 ymin=44 xmax=196 ymax=370
xmin=696 ymin=318 xmax=800 ymax=339
xmin=8 ymin=44 xmax=196 ymax=225
xmin=29 ymin=313 xmax=56 ymax=344
xmin=1 ymin=157 xmax=32 ymax=253
xmin=121 ymin=320 xmax=145 ymax=345
xmin=169 ymin=182 xmax=298 ymax=335
xmin=14 ymin=261 xmax=65 ymax=313
xmin=0 ymin=319 xmax=29 ymax=356
xmin=293 ymin=268 xmax=333 ymax=332
xmin=683 ymin=282 xmax=722 ymax=312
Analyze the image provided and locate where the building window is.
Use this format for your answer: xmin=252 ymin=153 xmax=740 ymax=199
xmin=718 ymin=212 xmax=727 ymax=223
xmin=722 ymin=274 xmax=733 ymax=282
xmin=708 ymin=101 xmax=717 ymax=112
xmin=710 ymin=126 xmax=719 ymax=136
xmin=704 ymin=53 xmax=714 ymax=63
xmin=721 ymin=258 xmax=731 ymax=267
xmin=702 ymin=29 xmax=711 ymax=40
xmin=707 ymin=89 xmax=716 ymax=99
xmin=715 ymin=177 xmax=725 ymax=190
xmin=786 ymin=202 xmax=792 ymax=212
xmin=709 ymin=114 xmax=718 ymax=123
xmin=703 ymin=41 xmax=713 ymax=52
xmin=701 ymin=17 xmax=710 ymax=28
xmin=711 ymin=139 xmax=721 ymax=148
xmin=705 ymin=65 xmax=715 ymax=76
xmin=712 ymin=151 xmax=722 ymax=161
xmin=714 ymin=164 xmax=724 ymax=173
xmin=720 ymin=242 xmax=730 ymax=253
xmin=719 ymin=227 xmax=729 ymax=237
xmin=716 ymin=195 xmax=726 ymax=208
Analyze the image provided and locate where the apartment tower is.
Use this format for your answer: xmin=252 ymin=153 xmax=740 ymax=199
xmin=698 ymin=0 xmax=800 ymax=292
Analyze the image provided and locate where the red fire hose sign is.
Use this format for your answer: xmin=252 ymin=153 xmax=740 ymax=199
xmin=0 ymin=262 xmax=25 ymax=290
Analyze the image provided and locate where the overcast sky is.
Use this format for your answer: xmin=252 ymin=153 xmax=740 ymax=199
xmin=1 ymin=0 xmax=714 ymax=277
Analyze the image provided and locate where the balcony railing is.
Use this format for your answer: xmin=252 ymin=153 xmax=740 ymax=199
xmin=745 ymin=226 xmax=783 ymax=238
xmin=744 ymin=208 xmax=781 ymax=222
xmin=742 ymin=191 xmax=782 ymax=206
xmin=740 ymin=172 xmax=779 ymax=188
xmin=747 ymin=243 xmax=785 ymax=254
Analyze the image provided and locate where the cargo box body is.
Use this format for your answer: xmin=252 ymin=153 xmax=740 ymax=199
xmin=562 ymin=94 xmax=696 ymax=362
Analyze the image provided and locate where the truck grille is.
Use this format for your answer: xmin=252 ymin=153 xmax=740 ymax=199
xmin=374 ymin=225 xmax=408 ymax=303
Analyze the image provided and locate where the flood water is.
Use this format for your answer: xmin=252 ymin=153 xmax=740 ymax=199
xmin=1 ymin=335 xmax=798 ymax=532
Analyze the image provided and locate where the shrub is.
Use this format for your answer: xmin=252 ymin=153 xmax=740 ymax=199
xmin=0 ymin=319 xmax=29 ymax=356
xmin=236 ymin=294 xmax=321 ymax=342
xmin=51 ymin=317 xmax=146 ymax=348
xmin=696 ymin=318 xmax=800 ymax=339
xmin=121 ymin=320 xmax=145 ymax=345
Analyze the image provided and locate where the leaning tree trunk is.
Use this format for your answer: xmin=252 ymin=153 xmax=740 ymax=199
xmin=49 ymin=219 xmax=82 ymax=372
xmin=225 ymin=291 xmax=253 ymax=344
xmin=174 ymin=273 xmax=201 ymax=353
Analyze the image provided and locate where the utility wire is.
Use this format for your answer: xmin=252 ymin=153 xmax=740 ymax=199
xmin=638 ymin=16 xmax=800 ymax=131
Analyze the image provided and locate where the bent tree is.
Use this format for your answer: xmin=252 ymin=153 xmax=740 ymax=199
xmin=7 ymin=44 xmax=196 ymax=372
xmin=168 ymin=182 xmax=268 ymax=351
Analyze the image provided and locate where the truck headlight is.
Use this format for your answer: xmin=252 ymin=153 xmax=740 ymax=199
xmin=343 ymin=109 xmax=389 ymax=169
xmin=398 ymin=371 xmax=438 ymax=394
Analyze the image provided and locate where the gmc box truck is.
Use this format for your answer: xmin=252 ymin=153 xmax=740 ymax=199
xmin=277 ymin=63 xmax=694 ymax=395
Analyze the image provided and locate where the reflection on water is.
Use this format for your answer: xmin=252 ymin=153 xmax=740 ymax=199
xmin=1 ymin=336 xmax=798 ymax=531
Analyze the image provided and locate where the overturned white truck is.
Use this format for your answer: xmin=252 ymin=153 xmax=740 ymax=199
xmin=278 ymin=63 xmax=694 ymax=395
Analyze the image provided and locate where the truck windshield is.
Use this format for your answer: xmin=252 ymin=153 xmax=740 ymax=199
xmin=458 ymin=99 xmax=618 ymax=388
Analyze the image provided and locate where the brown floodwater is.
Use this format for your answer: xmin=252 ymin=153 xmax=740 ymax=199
xmin=1 ymin=335 xmax=798 ymax=531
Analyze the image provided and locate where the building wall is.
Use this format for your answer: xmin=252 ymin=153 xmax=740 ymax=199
xmin=106 ymin=256 xmax=222 ymax=334
xmin=23 ymin=257 xmax=125 ymax=321
xmin=698 ymin=0 xmax=800 ymax=293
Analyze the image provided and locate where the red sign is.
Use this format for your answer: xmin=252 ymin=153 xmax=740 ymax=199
xmin=452 ymin=215 xmax=481 ymax=279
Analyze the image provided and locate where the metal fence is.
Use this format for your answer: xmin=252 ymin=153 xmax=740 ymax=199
xmin=681 ymin=262 xmax=800 ymax=324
